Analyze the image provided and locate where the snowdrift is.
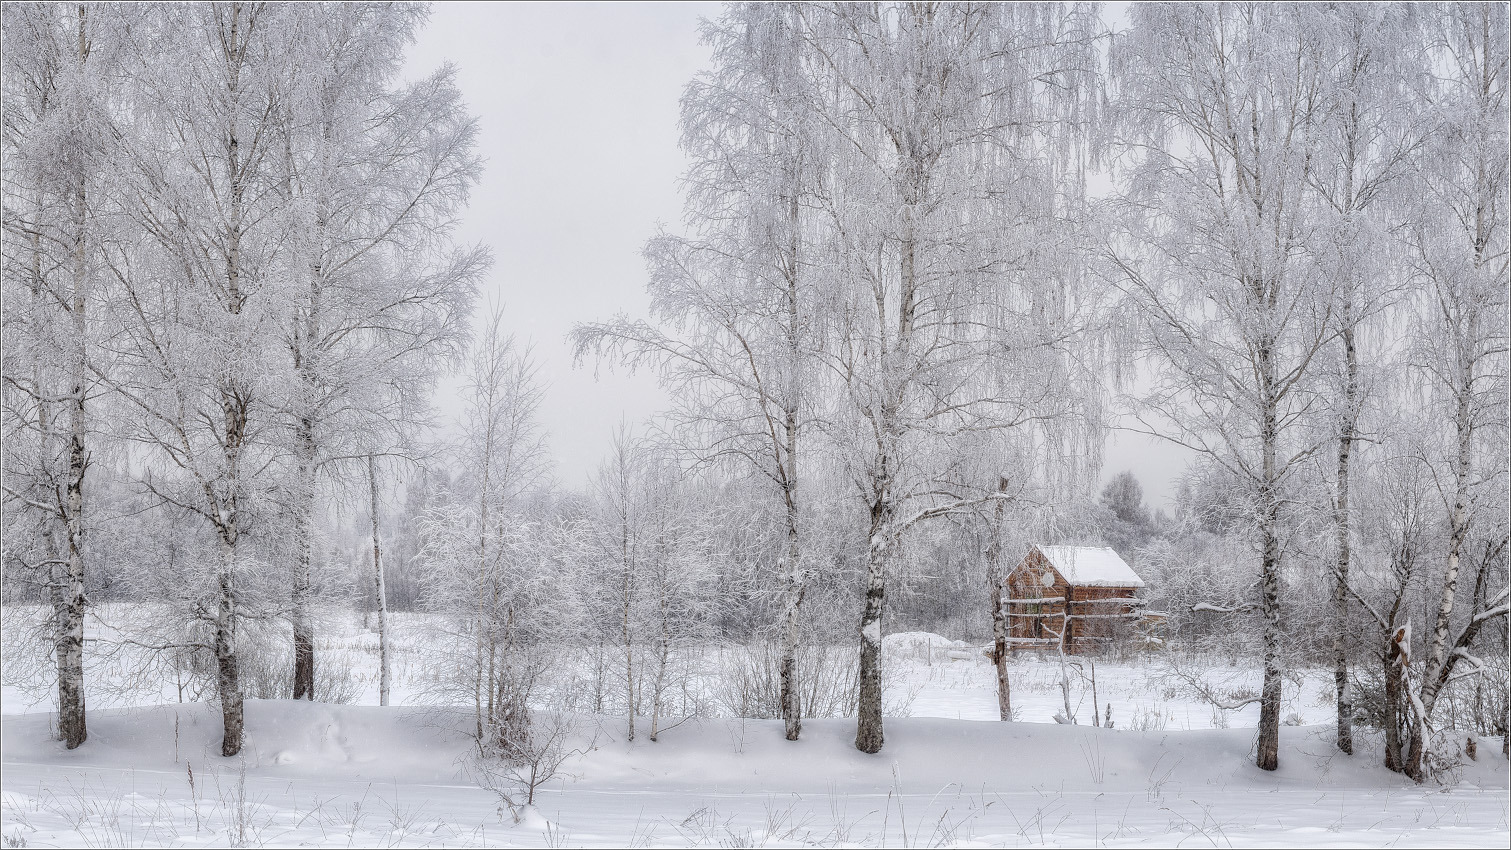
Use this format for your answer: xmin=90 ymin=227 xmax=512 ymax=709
xmin=4 ymin=700 xmax=1505 ymax=794
xmin=2 ymin=701 xmax=1506 ymax=847
xmin=881 ymin=630 xmax=975 ymax=664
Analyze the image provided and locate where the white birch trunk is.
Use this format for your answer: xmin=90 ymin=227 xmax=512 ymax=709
xmin=986 ymin=494 xmax=1012 ymax=722
xmin=1409 ymin=384 xmax=1474 ymax=779
xmin=776 ymin=173 xmax=808 ymax=743
xmin=368 ymin=455 xmax=389 ymax=707
xmin=622 ymin=536 xmax=636 ymax=742
xmin=215 ymin=7 xmax=250 ymax=752
xmin=650 ymin=592 xmax=669 ymax=742
xmin=288 ymin=353 xmax=318 ymax=700
xmin=854 ymin=173 xmax=919 ymax=754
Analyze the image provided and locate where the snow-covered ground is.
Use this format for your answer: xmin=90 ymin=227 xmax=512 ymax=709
xmin=4 ymin=703 xmax=1506 ymax=848
xmin=882 ymin=631 xmax=1332 ymax=730
xmin=3 ymin=613 xmax=1507 ymax=847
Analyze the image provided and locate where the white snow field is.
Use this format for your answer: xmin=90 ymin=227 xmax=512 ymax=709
xmin=2 ymin=619 xmax=1507 ymax=847
xmin=3 ymin=703 xmax=1507 ymax=848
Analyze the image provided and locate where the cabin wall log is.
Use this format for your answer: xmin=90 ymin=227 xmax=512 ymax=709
xmin=1004 ymin=548 xmax=1141 ymax=655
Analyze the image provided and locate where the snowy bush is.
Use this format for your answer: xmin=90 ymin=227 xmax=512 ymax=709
xmin=713 ymin=642 xmax=858 ymax=720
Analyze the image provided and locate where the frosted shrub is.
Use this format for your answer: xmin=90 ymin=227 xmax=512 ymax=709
xmin=482 ymin=652 xmax=548 ymax=759
xmin=238 ymin=623 xmax=368 ymax=704
xmin=472 ymin=710 xmax=595 ymax=824
xmin=1128 ymin=705 xmax=1168 ymax=732
xmin=0 ymin=607 xmax=55 ymax=705
xmin=1436 ymin=656 xmax=1509 ymax=740
xmin=715 ymin=642 xmax=858 ymax=719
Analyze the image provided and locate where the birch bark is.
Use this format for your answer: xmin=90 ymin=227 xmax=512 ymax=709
xmin=369 ymin=455 xmax=389 ymax=707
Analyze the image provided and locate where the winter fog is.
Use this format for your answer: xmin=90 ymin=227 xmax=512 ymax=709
xmin=2 ymin=2 xmax=1506 ymax=848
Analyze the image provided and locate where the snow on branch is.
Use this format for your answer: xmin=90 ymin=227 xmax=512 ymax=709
xmin=1443 ymin=652 xmax=1493 ymax=689
xmin=1449 ymin=647 xmax=1486 ymax=674
xmin=1470 ymin=586 xmax=1508 ymax=626
xmin=0 ymin=485 xmax=64 ymax=517
xmin=1471 ymin=603 xmax=1510 ymax=626
xmin=897 ymin=492 xmax=1016 ymax=534
xmin=1191 ymin=602 xmax=1260 ymax=615
xmin=1172 ymin=669 xmax=1264 ymax=711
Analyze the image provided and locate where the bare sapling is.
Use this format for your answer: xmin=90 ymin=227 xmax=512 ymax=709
xmin=472 ymin=711 xmax=597 ymax=825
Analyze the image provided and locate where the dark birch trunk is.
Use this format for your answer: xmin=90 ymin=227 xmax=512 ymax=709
xmin=774 ymin=409 xmax=804 ymax=741
xmin=216 ymin=12 xmax=248 ymax=752
xmin=54 ymin=0 xmax=93 ymax=753
xmin=290 ymin=210 xmax=324 ymax=701
xmin=290 ymin=423 xmax=315 ymax=700
xmin=1332 ymin=323 xmax=1358 ymax=754
xmin=989 ymin=578 xmax=1012 ymax=721
xmin=215 ymin=385 xmax=248 ymax=757
xmin=855 ymin=172 xmax=919 ymax=755
xmin=1256 ymin=519 xmax=1284 ymax=772
xmin=855 ymin=414 xmax=897 ymax=753
xmin=1327 ymin=41 xmax=1371 ymax=757
xmin=855 ymin=505 xmax=888 ymax=753
xmin=777 ymin=462 xmax=804 ymax=741
xmin=1255 ymin=333 xmax=1283 ymax=772
xmin=854 ymin=296 xmax=902 ymax=754
xmin=1383 ymin=625 xmax=1409 ymax=773
xmin=776 ymin=170 xmax=807 ymax=742
xmin=216 ymin=538 xmax=244 ymax=757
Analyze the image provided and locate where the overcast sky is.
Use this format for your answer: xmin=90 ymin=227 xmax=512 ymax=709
xmin=403 ymin=1 xmax=1191 ymax=509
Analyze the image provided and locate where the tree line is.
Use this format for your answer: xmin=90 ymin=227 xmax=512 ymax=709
xmin=4 ymin=3 xmax=484 ymax=755
xmin=2 ymin=2 xmax=1505 ymax=785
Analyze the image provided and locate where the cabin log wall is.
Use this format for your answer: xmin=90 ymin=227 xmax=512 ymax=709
xmin=1004 ymin=548 xmax=1140 ymax=655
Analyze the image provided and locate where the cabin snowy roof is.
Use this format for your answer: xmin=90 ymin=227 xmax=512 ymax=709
xmin=1034 ymin=545 xmax=1144 ymax=588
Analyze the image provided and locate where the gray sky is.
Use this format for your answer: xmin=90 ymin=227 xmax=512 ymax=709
xmin=404 ymin=1 xmax=1192 ymax=509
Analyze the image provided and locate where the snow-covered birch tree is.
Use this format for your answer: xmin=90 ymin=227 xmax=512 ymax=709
xmin=0 ymin=1 xmax=127 ymax=749
xmin=418 ymin=307 xmax=551 ymax=752
xmin=1107 ymin=2 xmax=1333 ymax=772
xmin=1302 ymin=2 xmax=1431 ymax=756
xmin=796 ymin=1 xmax=1105 ymax=753
xmin=277 ymin=3 xmax=483 ymax=700
xmin=585 ymin=425 xmax=649 ymax=742
xmin=105 ymin=2 xmax=295 ymax=757
xmin=573 ymin=1 xmax=827 ymax=742
xmin=1397 ymin=0 xmax=1508 ymax=782
xmin=633 ymin=450 xmax=721 ymax=742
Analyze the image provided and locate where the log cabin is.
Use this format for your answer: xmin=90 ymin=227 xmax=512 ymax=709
xmin=1004 ymin=544 xmax=1146 ymax=655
